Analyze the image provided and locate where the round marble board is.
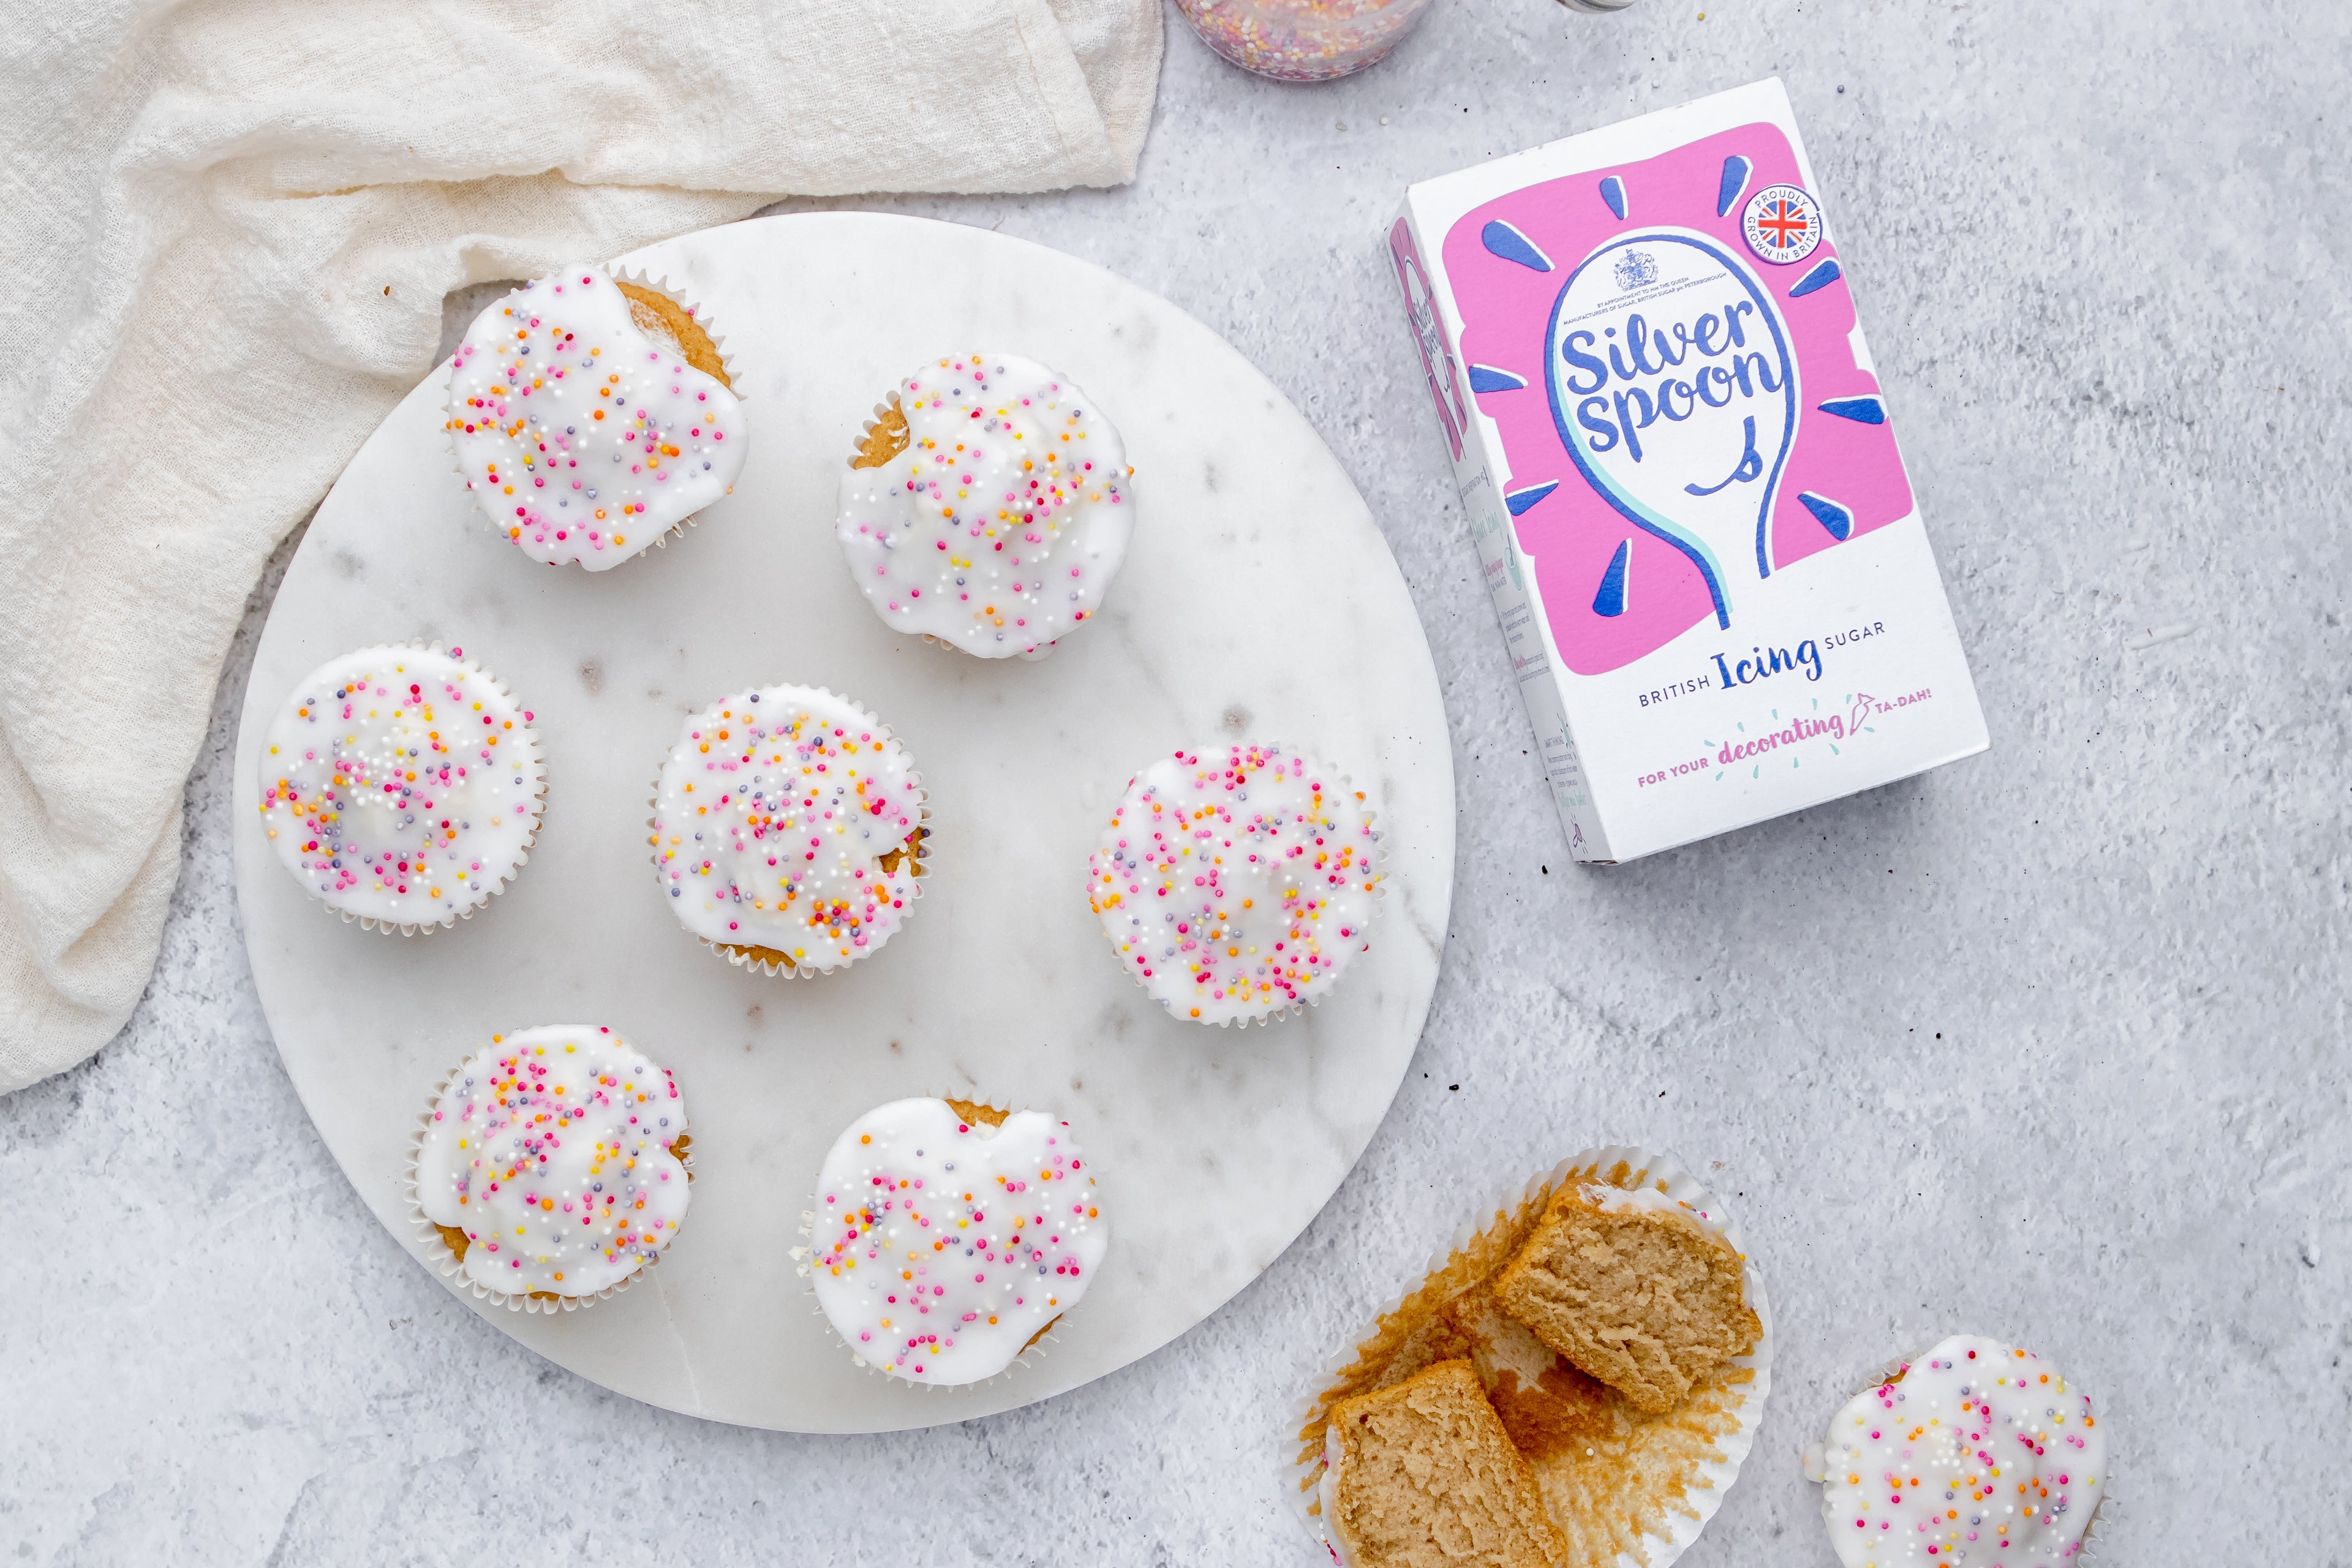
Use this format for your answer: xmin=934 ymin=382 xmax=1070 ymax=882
xmin=232 ymin=212 xmax=1455 ymax=1433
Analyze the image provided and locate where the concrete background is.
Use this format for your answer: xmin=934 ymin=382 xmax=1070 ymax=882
xmin=4 ymin=0 xmax=2346 ymax=1561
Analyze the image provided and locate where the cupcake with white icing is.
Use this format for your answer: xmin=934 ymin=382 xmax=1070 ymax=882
xmin=799 ymin=1096 xmax=1109 ymax=1385
xmin=836 ymin=353 xmax=1134 ymax=658
xmin=649 ymin=683 xmax=927 ymax=976
xmin=410 ymin=1025 xmax=692 ymax=1311
xmin=1807 ymin=1334 xmax=2108 ymax=1568
xmin=446 ymin=266 xmax=747 ymax=569
xmin=1088 ymin=743 xmax=1381 ymax=1025
xmin=256 ymin=643 xmax=545 ymax=933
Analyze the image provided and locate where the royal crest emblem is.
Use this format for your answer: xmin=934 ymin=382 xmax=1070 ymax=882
xmin=1611 ymin=249 xmax=1660 ymax=291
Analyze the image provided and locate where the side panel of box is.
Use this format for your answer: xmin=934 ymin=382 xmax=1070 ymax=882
xmin=1388 ymin=208 xmax=1613 ymax=862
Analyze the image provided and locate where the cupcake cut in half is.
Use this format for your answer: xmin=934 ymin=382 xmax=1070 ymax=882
xmin=1297 ymin=1152 xmax=1770 ymax=1568
xmin=650 ymin=684 xmax=926 ymax=975
xmin=1810 ymin=1333 xmax=2106 ymax=1568
xmin=447 ymin=267 xmax=746 ymax=569
xmin=1321 ymin=1359 xmax=1567 ymax=1568
xmin=1090 ymin=743 xmax=1381 ymax=1025
xmin=411 ymin=1025 xmax=692 ymax=1305
xmin=1492 ymin=1183 xmax=1762 ymax=1415
xmin=256 ymin=643 xmax=543 ymax=932
xmin=802 ymin=1096 xmax=1109 ymax=1385
xmin=836 ymin=353 xmax=1134 ymax=658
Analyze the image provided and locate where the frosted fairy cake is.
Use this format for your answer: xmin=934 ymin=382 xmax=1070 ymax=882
xmin=1806 ymin=1334 xmax=2108 ymax=1567
xmin=649 ymin=683 xmax=926 ymax=975
xmin=798 ymin=1096 xmax=1109 ymax=1385
xmin=1089 ymin=744 xmax=1381 ymax=1025
xmin=446 ymin=267 xmax=746 ymax=568
xmin=1295 ymin=1148 xmax=1772 ymax=1568
xmin=410 ymin=1025 xmax=692 ymax=1308
xmin=835 ymin=353 xmax=1133 ymax=657
xmin=255 ymin=643 xmax=543 ymax=932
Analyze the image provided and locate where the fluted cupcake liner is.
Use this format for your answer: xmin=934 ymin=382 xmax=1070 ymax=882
xmin=1286 ymin=1144 xmax=1774 ymax=1567
xmin=401 ymin=1052 xmax=695 ymax=1316
xmin=788 ymin=1089 xmax=1082 ymax=1393
xmin=443 ymin=265 xmax=742 ymax=561
xmin=262 ymin=639 xmax=546 ymax=937
xmin=646 ymin=684 xmax=929 ymax=979
xmin=1090 ymin=748 xmax=1386 ymax=1029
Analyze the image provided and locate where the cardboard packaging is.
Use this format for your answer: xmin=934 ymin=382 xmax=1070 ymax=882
xmin=1390 ymin=78 xmax=1988 ymax=863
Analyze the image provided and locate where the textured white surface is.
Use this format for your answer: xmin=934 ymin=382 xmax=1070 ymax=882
xmin=6 ymin=1 xmax=2350 ymax=1561
xmin=232 ymin=214 xmax=1452 ymax=1431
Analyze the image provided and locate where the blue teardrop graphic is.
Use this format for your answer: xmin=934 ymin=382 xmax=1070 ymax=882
xmin=1817 ymin=396 xmax=1885 ymax=425
xmin=1789 ymin=258 xmax=1843 ymax=298
xmin=1716 ymin=155 xmax=1753 ymax=217
xmin=1482 ymin=221 xmax=1553 ymax=272
xmin=1796 ymin=491 xmax=1854 ymax=541
xmin=1592 ymin=539 xmax=1631 ymax=617
xmin=1468 ymin=364 xmax=1528 ymax=393
xmin=1599 ymin=175 xmax=1628 ymax=220
xmin=1505 ymin=480 xmax=1559 ymax=516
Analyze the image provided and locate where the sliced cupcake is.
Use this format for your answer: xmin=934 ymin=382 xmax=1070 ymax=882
xmin=801 ymin=1096 xmax=1108 ymax=1385
xmin=1319 ymin=1360 xmax=1567 ymax=1568
xmin=649 ymin=683 xmax=926 ymax=975
xmin=1491 ymin=1182 xmax=1762 ymax=1415
xmin=446 ymin=266 xmax=746 ymax=569
xmin=835 ymin=353 xmax=1134 ymax=658
xmin=410 ymin=1025 xmax=692 ymax=1307
xmin=256 ymin=643 xmax=543 ymax=932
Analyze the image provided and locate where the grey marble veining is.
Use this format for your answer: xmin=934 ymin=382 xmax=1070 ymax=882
xmin=230 ymin=213 xmax=1454 ymax=1433
xmin=6 ymin=0 xmax=2350 ymax=1562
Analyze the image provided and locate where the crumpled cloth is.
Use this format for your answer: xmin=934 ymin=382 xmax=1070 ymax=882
xmin=0 ymin=0 xmax=1161 ymax=1092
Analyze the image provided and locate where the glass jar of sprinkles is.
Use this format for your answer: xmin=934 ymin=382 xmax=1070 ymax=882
xmin=1174 ymin=0 xmax=1436 ymax=82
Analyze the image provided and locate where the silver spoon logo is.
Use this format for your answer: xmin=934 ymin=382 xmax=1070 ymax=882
xmin=1545 ymin=230 xmax=1798 ymax=629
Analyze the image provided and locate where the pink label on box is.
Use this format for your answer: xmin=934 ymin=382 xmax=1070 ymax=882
xmin=1442 ymin=123 xmax=1914 ymax=675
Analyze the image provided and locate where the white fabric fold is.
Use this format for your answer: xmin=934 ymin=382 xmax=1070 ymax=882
xmin=0 ymin=0 xmax=1162 ymax=1092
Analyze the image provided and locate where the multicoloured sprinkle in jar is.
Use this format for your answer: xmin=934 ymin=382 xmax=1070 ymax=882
xmin=1174 ymin=0 xmax=1433 ymax=82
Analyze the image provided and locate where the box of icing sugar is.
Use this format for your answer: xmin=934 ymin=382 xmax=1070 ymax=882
xmin=1389 ymin=78 xmax=1988 ymax=864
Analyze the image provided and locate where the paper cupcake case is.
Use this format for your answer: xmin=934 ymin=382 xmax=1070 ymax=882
xmin=644 ymin=687 xmax=930 ymax=980
xmin=788 ymin=1087 xmax=1080 ymax=1395
xmin=399 ymin=1058 xmax=695 ymax=1316
xmin=272 ymin=639 xmax=548 ymax=938
xmin=1285 ymin=1143 xmax=1775 ymax=1568
xmin=443 ymin=265 xmax=742 ymax=557
xmin=1091 ymin=753 xmax=1386 ymax=1030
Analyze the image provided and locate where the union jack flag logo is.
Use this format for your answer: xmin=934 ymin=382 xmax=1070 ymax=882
xmin=1741 ymin=183 xmax=1823 ymax=265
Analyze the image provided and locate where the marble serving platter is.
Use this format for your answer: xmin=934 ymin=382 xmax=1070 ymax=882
xmin=231 ymin=212 xmax=1455 ymax=1433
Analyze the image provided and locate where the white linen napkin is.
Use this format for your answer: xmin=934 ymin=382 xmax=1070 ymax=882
xmin=0 ymin=0 xmax=1163 ymax=1092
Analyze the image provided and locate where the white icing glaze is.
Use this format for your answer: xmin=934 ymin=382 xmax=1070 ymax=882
xmin=650 ymin=684 xmax=924 ymax=973
xmin=447 ymin=268 xmax=746 ymax=570
xmin=257 ymin=644 xmax=542 ymax=929
xmin=1088 ymin=744 xmax=1381 ymax=1025
xmin=804 ymin=1098 xmax=1109 ymax=1385
xmin=835 ymin=353 xmax=1133 ymax=657
xmin=1817 ymin=1334 xmax=2107 ymax=1568
xmin=414 ymin=1025 xmax=691 ymax=1298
